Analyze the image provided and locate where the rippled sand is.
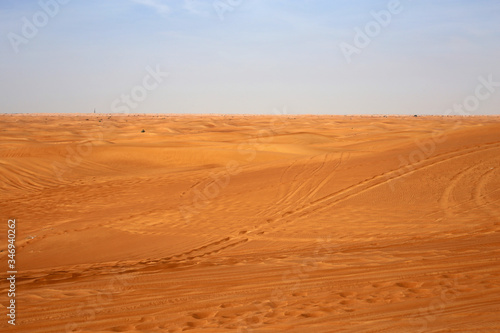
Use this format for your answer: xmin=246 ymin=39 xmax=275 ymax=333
xmin=1 ymin=114 xmax=499 ymax=332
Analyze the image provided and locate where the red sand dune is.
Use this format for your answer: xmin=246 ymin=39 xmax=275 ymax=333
xmin=1 ymin=114 xmax=500 ymax=332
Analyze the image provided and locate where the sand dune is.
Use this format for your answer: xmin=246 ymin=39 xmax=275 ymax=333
xmin=1 ymin=114 xmax=500 ymax=332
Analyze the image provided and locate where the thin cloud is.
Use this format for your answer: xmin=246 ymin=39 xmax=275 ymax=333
xmin=131 ymin=0 xmax=170 ymax=16
xmin=182 ymin=0 xmax=211 ymax=17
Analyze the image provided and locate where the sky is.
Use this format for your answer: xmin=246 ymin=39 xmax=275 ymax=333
xmin=0 ymin=0 xmax=499 ymax=115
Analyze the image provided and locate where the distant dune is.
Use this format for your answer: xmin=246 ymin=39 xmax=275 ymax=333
xmin=1 ymin=114 xmax=499 ymax=332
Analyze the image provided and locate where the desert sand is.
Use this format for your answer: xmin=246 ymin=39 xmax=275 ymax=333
xmin=1 ymin=114 xmax=500 ymax=332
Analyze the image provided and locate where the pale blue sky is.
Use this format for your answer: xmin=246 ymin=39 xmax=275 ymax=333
xmin=1 ymin=0 xmax=499 ymax=114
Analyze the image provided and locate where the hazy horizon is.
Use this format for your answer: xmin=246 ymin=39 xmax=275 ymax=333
xmin=1 ymin=0 xmax=499 ymax=115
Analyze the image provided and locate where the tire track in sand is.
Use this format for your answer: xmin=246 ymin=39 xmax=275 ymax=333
xmin=439 ymin=165 xmax=476 ymax=218
xmin=266 ymin=142 xmax=500 ymax=229
xmin=474 ymin=166 xmax=500 ymax=223
xmin=172 ymin=143 xmax=500 ymax=262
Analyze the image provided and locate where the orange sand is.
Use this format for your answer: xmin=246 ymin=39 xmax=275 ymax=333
xmin=1 ymin=114 xmax=500 ymax=332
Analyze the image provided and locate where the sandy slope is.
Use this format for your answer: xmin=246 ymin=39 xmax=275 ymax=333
xmin=1 ymin=114 xmax=500 ymax=332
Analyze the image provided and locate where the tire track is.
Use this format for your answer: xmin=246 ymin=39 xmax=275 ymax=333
xmin=290 ymin=142 xmax=500 ymax=220
xmin=439 ymin=165 xmax=476 ymax=218
xmin=305 ymin=152 xmax=349 ymax=201
xmin=255 ymin=155 xmax=314 ymax=219
xmin=474 ymin=166 xmax=500 ymax=222
xmin=188 ymin=143 xmax=500 ymax=261
xmin=261 ymin=152 xmax=346 ymax=220
xmin=77 ymin=143 xmax=500 ymax=271
xmin=275 ymin=154 xmax=326 ymax=207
